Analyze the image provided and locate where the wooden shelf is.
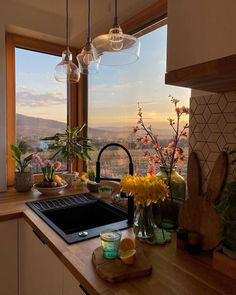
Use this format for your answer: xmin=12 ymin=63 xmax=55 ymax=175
xmin=165 ymin=54 xmax=236 ymax=93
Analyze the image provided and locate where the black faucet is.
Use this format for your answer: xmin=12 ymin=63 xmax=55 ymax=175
xmin=95 ymin=143 xmax=134 ymax=225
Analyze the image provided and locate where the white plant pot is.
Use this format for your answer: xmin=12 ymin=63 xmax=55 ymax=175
xmin=61 ymin=172 xmax=79 ymax=188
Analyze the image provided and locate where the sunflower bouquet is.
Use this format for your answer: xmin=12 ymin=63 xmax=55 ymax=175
xmin=120 ymin=174 xmax=168 ymax=240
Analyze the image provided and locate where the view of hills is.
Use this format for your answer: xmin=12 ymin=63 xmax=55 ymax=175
xmin=16 ymin=113 xmax=172 ymax=140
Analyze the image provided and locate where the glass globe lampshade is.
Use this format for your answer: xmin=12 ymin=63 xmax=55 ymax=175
xmin=92 ymin=25 xmax=140 ymax=66
xmin=77 ymin=42 xmax=100 ymax=75
xmin=54 ymin=50 xmax=80 ymax=83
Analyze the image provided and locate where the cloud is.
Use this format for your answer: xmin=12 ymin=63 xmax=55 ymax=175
xmin=16 ymin=89 xmax=66 ymax=107
xmin=113 ymin=80 xmax=143 ymax=89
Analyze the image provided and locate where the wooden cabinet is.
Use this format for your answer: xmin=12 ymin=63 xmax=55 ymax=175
xmin=63 ymin=266 xmax=86 ymax=295
xmin=0 ymin=219 xmax=18 ymax=295
xmin=19 ymin=218 xmax=87 ymax=295
xmin=19 ymin=218 xmax=63 ymax=295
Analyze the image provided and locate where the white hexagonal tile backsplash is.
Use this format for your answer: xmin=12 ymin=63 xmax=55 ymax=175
xmin=190 ymin=91 xmax=236 ymax=193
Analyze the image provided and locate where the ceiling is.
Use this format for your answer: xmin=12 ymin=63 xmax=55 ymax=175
xmin=5 ymin=0 xmax=159 ymax=48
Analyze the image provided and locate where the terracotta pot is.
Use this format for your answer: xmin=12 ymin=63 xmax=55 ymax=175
xmin=14 ymin=172 xmax=34 ymax=192
xmin=87 ymin=181 xmax=100 ymax=192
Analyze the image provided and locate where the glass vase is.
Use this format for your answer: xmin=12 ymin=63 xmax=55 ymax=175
xmin=133 ymin=204 xmax=156 ymax=240
xmin=153 ymin=166 xmax=186 ymax=229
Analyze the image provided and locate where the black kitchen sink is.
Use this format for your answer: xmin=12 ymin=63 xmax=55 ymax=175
xmin=26 ymin=193 xmax=131 ymax=244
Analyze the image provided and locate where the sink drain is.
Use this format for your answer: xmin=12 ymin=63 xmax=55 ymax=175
xmin=78 ymin=231 xmax=88 ymax=237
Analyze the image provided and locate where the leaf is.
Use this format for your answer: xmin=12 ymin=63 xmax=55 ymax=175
xmin=9 ymin=144 xmax=21 ymax=160
xmin=23 ymin=154 xmax=33 ymax=163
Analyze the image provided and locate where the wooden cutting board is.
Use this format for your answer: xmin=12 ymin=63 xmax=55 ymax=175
xmin=92 ymin=246 xmax=152 ymax=283
xmin=179 ymin=152 xmax=203 ymax=232
xmin=200 ymin=152 xmax=228 ymax=250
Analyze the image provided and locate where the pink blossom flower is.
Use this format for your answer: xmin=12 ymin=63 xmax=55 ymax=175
xmin=54 ymin=161 xmax=62 ymax=171
xmin=181 ymin=131 xmax=188 ymax=138
xmin=154 ymin=143 xmax=159 ymax=150
xmin=147 ymin=164 xmax=156 ymax=175
xmin=176 ymin=107 xmax=183 ymax=114
xmin=132 ymin=126 xmax=139 ymax=133
xmin=167 ymin=118 xmax=174 ymax=125
xmin=178 ymin=157 xmax=184 ymax=163
xmin=168 ymin=141 xmax=175 ymax=148
xmin=32 ymin=154 xmax=43 ymax=166
xmin=44 ymin=160 xmax=53 ymax=167
xmin=153 ymin=155 xmax=161 ymax=163
xmin=142 ymin=137 xmax=150 ymax=145
xmin=182 ymin=106 xmax=189 ymax=114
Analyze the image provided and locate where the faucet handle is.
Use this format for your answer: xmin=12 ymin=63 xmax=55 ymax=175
xmin=120 ymin=191 xmax=127 ymax=198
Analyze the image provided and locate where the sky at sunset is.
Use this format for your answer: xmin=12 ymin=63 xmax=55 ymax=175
xmin=89 ymin=25 xmax=190 ymax=128
xmin=16 ymin=25 xmax=190 ymax=128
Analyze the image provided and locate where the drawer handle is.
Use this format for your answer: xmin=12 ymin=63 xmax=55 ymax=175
xmin=32 ymin=230 xmax=45 ymax=244
xmin=79 ymin=284 xmax=89 ymax=295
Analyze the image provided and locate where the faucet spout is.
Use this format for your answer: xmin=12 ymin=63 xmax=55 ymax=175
xmin=95 ymin=143 xmax=134 ymax=225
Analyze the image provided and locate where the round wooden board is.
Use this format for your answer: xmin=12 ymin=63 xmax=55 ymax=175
xmin=92 ymin=246 xmax=152 ymax=283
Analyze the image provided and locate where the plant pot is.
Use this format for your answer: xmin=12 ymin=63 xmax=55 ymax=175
xmin=14 ymin=172 xmax=34 ymax=192
xmin=61 ymin=172 xmax=79 ymax=188
xmin=213 ymin=247 xmax=236 ymax=280
xmin=222 ymin=244 xmax=236 ymax=260
xmin=98 ymin=189 xmax=113 ymax=200
xmin=87 ymin=181 xmax=100 ymax=192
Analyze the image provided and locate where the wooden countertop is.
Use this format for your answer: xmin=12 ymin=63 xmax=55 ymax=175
xmin=0 ymin=187 xmax=235 ymax=295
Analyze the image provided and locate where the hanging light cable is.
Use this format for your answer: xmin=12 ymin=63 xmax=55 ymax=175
xmin=77 ymin=0 xmax=100 ymax=75
xmin=92 ymin=0 xmax=140 ymax=66
xmin=54 ymin=0 xmax=80 ymax=83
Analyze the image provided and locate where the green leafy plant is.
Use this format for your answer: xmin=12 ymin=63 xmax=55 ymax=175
xmin=10 ymin=144 xmax=33 ymax=173
xmin=215 ymin=148 xmax=236 ymax=252
xmin=41 ymin=124 xmax=96 ymax=173
xmin=99 ymin=185 xmax=113 ymax=192
xmin=215 ymin=181 xmax=236 ymax=252
xmin=87 ymin=168 xmax=96 ymax=182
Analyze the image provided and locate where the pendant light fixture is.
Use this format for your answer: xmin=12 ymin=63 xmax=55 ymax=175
xmin=92 ymin=0 xmax=140 ymax=66
xmin=77 ymin=0 xmax=100 ymax=75
xmin=54 ymin=0 xmax=80 ymax=83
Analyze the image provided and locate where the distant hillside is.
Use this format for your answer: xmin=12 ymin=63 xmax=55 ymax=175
xmin=16 ymin=113 xmax=172 ymax=140
xmin=17 ymin=113 xmax=67 ymax=138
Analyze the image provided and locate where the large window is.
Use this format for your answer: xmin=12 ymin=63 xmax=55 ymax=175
xmin=15 ymin=48 xmax=67 ymax=173
xmin=88 ymin=25 xmax=190 ymax=179
xmin=6 ymin=34 xmax=83 ymax=185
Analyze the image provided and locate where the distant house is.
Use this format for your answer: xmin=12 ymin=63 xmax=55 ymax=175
xmin=40 ymin=141 xmax=49 ymax=150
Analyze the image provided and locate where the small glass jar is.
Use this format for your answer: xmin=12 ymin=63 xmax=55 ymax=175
xmin=133 ymin=204 xmax=156 ymax=240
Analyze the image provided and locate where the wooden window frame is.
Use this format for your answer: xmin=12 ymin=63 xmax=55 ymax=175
xmin=6 ymin=33 xmax=86 ymax=186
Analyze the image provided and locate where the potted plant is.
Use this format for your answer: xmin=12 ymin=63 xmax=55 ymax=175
xmin=132 ymin=96 xmax=189 ymax=229
xmin=98 ymin=185 xmax=113 ymax=199
xmin=41 ymin=124 xmax=96 ymax=187
xmin=32 ymin=154 xmax=67 ymax=195
xmin=87 ymin=168 xmax=100 ymax=192
xmin=10 ymin=144 xmax=34 ymax=192
xmin=215 ymin=183 xmax=236 ymax=259
xmin=213 ymin=150 xmax=236 ymax=280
